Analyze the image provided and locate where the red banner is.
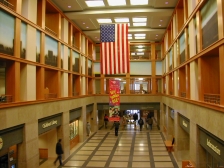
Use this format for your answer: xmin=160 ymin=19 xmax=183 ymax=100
xmin=109 ymin=80 xmax=120 ymax=121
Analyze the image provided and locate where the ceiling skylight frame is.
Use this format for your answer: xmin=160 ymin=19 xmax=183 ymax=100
xmin=85 ymin=0 xmax=105 ymax=7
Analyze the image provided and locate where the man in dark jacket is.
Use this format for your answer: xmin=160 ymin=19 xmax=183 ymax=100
xmin=138 ymin=118 xmax=144 ymax=131
xmin=54 ymin=139 xmax=64 ymax=166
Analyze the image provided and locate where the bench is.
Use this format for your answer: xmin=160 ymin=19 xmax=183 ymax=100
xmin=182 ymin=160 xmax=195 ymax=168
xmin=164 ymin=137 xmax=175 ymax=152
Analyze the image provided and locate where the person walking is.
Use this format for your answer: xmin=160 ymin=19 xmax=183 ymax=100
xmin=54 ymin=139 xmax=63 ymax=166
xmin=138 ymin=118 xmax=144 ymax=131
xmin=133 ymin=113 xmax=138 ymax=127
xmin=104 ymin=114 xmax=109 ymax=128
xmin=86 ymin=122 xmax=91 ymax=136
xmin=114 ymin=121 xmax=120 ymax=136
xmin=147 ymin=117 xmax=153 ymax=130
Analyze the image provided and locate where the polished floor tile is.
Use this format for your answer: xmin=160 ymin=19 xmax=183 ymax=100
xmin=39 ymin=122 xmax=179 ymax=168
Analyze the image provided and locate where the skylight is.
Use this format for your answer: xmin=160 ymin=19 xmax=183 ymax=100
xmin=130 ymin=0 xmax=148 ymax=5
xmin=97 ymin=19 xmax=112 ymax=23
xmin=85 ymin=1 xmax=105 ymax=7
xmin=134 ymin=34 xmax=146 ymax=37
xmin=107 ymin=0 xmax=126 ymax=6
xmin=135 ymin=37 xmax=146 ymax=39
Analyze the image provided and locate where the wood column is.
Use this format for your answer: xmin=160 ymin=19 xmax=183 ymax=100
xmin=219 ymin=45 xmax=224 ymax=105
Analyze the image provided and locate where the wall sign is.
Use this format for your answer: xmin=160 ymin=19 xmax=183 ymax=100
xmin=199 ymin=127 xmax=224 ymax=162
xmin=38 ymin=114 xmax=62 ymax=135
xmin=179 ymin=114 xmax=190 ymax=134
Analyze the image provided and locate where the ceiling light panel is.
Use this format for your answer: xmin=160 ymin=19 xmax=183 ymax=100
xmin=97 ymin=19 xmax=112 ymax=23
xmin=114 ymin=18 xmax=129 ymax=23
xmin=134 ymin=34 xmax=146 ymax=37
xmin=107 ymin=0 xmax=126 ymax=6
xmin=85 ymin=1 xmax=105 ymax=7
xmin=135 ymin=37 xmax=146 ymax=39
xmin=133 ymin=17 xmax=147 ymax=22
xmin=130 ymin=0 xmax=148 ymax=5
xmin=133 ymin=23 xmax=146 ymax=26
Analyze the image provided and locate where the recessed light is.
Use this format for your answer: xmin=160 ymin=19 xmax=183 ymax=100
xmin=83 ymin=22 xmax=85 ymax=24
xmin=165 ymin=1 xmax=168 ymax=4
xmin=159 ymin=24 xmax=161 ymax=26
xmin=156 ymin=35 xmax=158 ymax=36
xmin=160 ymin=20 xmax=163 ymax=22
xmin=86 ymin=27 xmax=89 ymax=28
xmin=68 ymin=5 xmax=71 ymax=8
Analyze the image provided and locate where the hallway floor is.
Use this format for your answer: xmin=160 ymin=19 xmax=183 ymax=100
xmin=39 ymin=123 xmax=179 ymax=168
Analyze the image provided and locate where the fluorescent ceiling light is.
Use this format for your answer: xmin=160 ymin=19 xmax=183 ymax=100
xmin=114 ymin=18 xmax=129 ymax=22
xmin=114 ymin=78 xmax=121 ymax=80
xmin=137 ymin=52 xmax=144 ymax=55
xmin=133 ymin=23 xmax=147 ymax=26
xmin=128 ymin=37 xmax=132 ymax=39
xmin=130 ymin=0 xmax=148 ymax=5
xmin=137 ymin=49 xmax=144 ymax=51
xmin=131 ymin=53 xmax=135 ymax=55
xmin=139 ymin=78 xmax=143 ymax=80
xmin=97 ymin=19 xmax=112 ymax=23
xmin=107 ymin=0 xmax=126 ymax=6
xmin=135 ymin=37 xmax=146 ymax=39
xmin=85 ymin=1 xmax=105 ymax=7
xmin=133 ymin=17 xmax=147 ymax=22
xmin=138 ymin=45 xmax=143 ymax=48
xmin=134 ymin=34 xmax=146 ymax=37
xmin=128 ymin=34 xmax=132 ymax=37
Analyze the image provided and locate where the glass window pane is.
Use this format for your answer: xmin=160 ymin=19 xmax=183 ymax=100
xmin=0 ymin=10 xmax=15 ymax=56
xmin=45 ymin=35 xmax=58 ymax=67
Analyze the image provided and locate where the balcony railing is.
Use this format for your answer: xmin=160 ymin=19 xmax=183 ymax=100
xmin=0 ymin=95 xmax=13 ymax=103
xmin=204 ymin=93 xmax=220 ymax=105
xmin=0 ymin=0 xmax=14 ymax=10
xmin=180 ymin=92 xmax=186 ymax=98
xmin=45 ymin=93 xmax=57 ymax=99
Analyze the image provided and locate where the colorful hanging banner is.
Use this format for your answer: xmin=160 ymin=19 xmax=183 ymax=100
xmin=109 ymin=80 xmax=120 ymax=121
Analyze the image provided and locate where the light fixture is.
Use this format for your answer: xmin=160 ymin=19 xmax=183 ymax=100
xmin=68 ymin=5 xmax=71 ymax=8
xmin=114 ymin=18 xmax=129 ymax=23
xmin=83 ymin=22 xmax=85 ymax=24
xmin=156 ymin=35 xmax=158 ymax=36
xmin=133 ymin=17 xmax=147 ymax=22
xmin=138 ymin=45 xmax=143 ymax=48
xmin=85 ymin=0 xmax=105 ymax=7
xmin=133 ymin=23 xmax=146 ymax=26
xmin=130 ymin=0 xmax=148 ymax=5
xmin=134 ymin=34 xmax=146 ymax=37
xmin=97 ymin=19 xmax=112 ymax=23
xmin=107 ymin=0 xmax=126 ymax=6
xmin=131 ymin=52 xmax=136 ymax=55
xmin=135 ymin=37 xmax=146 ymax=39
xmin=137 ymin=52 xmax=144 ymax=55
xmin=160 ymin=19 xmax=163 ymax=22
xmin=86 ymin=27 xmax=89 ymax=28
xmin=128 ymin=37 xmax=133 ymax=39
xmin=159 ymin=24 xmax=161 ymax=26
xmin=165 ymin=1 xmax=169 ymax=4
xmin=139 ymin=78 xmax=143 ymax=80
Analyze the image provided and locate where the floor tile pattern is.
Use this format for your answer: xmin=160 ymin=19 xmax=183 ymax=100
xmin=39 ymin=123 xmax=179 ymax=168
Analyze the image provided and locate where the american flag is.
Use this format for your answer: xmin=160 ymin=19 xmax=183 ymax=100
xmin=100 ymin=24 xmax=129 ymax=75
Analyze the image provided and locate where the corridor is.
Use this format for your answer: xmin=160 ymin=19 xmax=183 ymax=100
xmin=39 ymin=122 xmax=179 ymax=168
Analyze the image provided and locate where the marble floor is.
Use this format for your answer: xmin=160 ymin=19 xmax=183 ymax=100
xmin=39 ymin=123 xmax=179 ymax=168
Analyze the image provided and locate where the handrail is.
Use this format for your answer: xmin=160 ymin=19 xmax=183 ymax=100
xmin=204 ymin=93 xmax=220 ymax=105
xmin=45 ymin=93 xmax=57 ymax=99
